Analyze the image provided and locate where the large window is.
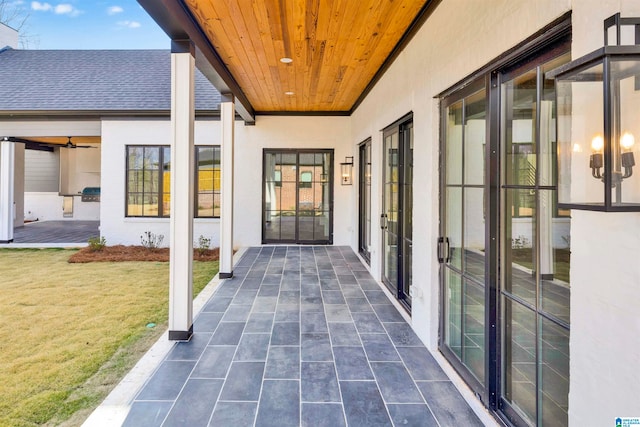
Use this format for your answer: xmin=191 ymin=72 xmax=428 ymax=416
xmin=195 ymin=146 xmax=221 ymax=217
xmin=126 ymin=145 xmax=220 ymax=218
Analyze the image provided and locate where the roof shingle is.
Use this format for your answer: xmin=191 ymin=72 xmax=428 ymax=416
xmin=0 ymin=49 xmax=220 ymax=113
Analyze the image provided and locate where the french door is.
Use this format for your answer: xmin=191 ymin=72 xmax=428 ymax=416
xmin=358 ymin=139 xmax=372 ymax=263
xmin=262 ymin=149 xmax=333 ymax=244
xmin=439 ymin=30 xmax=571 ymax=427
xmin=381 ymin=115 xmax=412 ymax=308
xmin=440 ymin=80 xmax=488 ymax=394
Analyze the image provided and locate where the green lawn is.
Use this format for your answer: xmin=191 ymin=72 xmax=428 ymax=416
xmin=511 ymin=248 xmax=570 ymax=283
xmin=0 ymin=249 xmax=218 ymax=427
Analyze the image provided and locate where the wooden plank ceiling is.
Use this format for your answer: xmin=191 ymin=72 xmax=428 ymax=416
xmin=183 ymin=0 xmax=428 ymax=112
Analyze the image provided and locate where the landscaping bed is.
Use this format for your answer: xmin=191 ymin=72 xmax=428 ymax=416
xmin=68 ymin=245 xmax=220 ymax=263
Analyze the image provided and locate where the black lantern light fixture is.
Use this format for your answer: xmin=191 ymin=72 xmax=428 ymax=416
xmin=548 ymin=13 xmax=640 ymax=211
xmin=340 ymin=156 xmax=354 ymax=185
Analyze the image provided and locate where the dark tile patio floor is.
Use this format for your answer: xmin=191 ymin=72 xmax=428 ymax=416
xmin=12 ymin=220 xmax=99 ymax=243
xmin=123 ymin=246 xmax=485 ymax=427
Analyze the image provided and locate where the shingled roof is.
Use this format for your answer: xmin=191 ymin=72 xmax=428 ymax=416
xmin=0 ymin=49 xmax=221 ymax=114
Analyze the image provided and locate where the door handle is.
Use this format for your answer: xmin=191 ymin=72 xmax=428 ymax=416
xmin=437 ymin=237 xmax=450 ymax=264
xmin=380 ymin=213 xmax=387 ymax=230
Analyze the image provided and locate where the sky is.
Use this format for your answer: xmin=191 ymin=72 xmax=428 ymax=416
xmin=7 ymin=0 xmax=169 ymax=49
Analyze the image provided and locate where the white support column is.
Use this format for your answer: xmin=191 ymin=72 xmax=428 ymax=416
xmin=0 ymin=139 xmax=15 ymax=243
xmin=219 ymin=95 xmax=235 ymax=278
xmin=168 ymin=41 xmax=195 ymax=341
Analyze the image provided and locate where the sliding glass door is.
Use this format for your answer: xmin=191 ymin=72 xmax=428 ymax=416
xmin=440 ymin=81 xmax=487 ymax=391
xmin=438 ymin=29 xmax=571 ymax=427
xmin=500 ymin=52 xmax=571 ymax=427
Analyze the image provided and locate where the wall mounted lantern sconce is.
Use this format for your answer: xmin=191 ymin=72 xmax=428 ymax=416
xmin=340 ymin=156 xmax=354 ymax=185
xmin=549 ymin=13 xmax=640 ymax=211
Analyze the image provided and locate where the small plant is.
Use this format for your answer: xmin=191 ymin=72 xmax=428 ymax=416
xmin=195 ymin=235 xmax=211 ymax=256
xmin=87 ymin=236 xmax=106 ymax=252
xmin=140 ymin=231 xmax=164 ymax=250
xmin=511 ymin=235 xmax=530 ymax=249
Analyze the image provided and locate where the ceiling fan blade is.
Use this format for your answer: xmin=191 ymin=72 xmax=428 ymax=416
xmin=2 ymin=137 xmax=57 ymax=151
xmin=3 ymin=136 xmax=97 ymax=149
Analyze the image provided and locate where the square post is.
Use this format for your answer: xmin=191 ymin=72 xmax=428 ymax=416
xmin=219 ymin=95 xmax=235 ymax=278
xmin=0 ymin=139 xmax=15 ymax=243
xmin=168 ymin=41 xmax=195 ymax=341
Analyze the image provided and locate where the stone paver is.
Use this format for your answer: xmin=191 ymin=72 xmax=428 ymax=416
xmin=123 ymin=246 xmax=485 ymax=427
xmin=12 ymin=220 xmax=99 ymax=243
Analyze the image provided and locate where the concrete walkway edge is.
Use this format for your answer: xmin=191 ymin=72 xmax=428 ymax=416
xmin=82 ymin=248 xmax=248 ymax=427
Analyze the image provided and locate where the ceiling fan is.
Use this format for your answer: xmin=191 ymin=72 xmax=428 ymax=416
xmin=62 ymin=136 xmax=94 ymax=149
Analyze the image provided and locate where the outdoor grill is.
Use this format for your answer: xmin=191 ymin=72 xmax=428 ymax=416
xmin=80 ymin=187 xmax=100 ymax=202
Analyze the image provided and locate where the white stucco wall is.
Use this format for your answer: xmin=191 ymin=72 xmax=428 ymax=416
xmin=59 ymin=143 xmax=101 ymax=195
xmin=100 ymin=119 xmax=220 ymax=247
xmin=351 ymin=0 xmax=572 ymax=350
xmin=347 ymin=0 xmax=640 ymax=425
xmin=102 ymin=116 xmax=351 ymax=248
xmin=234 ymin=115 xmax=352 ymax=247
xmin=567 ymin=1 xmax=640 ymax=425
xmin=24 ymin=193 xmax=99 ymax=221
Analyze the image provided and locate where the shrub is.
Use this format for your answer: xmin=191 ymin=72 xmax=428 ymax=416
xmin=195 ymin=235 xmax=211 ymax=256
xmin=511 ymin=235 xmax=530 ymax=249
xmin=140 ymin=231 xmax=164 ymax=250
xmin=87 ymin=236 xmax=106 ymax=252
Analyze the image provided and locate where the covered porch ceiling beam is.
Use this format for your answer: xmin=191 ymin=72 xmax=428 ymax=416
xmin=138 ymin=0 xmax=255 ymax=124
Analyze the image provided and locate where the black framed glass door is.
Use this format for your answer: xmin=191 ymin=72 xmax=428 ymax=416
xmin=440 ymin=80 xmax=488 ymax=395
xmin=263 ymin=149 xmax=333 ymax=244
xmin=438 ymin=24 xmax=571 ymax=427
xmin=499 ymin=51 xmax=571 ymax=427
xmin=359 ymin=139 xmax=372 ymax=263
xmin=381 ymin=115 xmax=412 ymax=308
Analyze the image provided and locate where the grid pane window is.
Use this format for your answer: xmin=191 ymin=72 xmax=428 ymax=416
xmin=126 ymin=145 xmax=220 ymax=218
xmin=126 ymin=146 xmax=167 ymax=217
xmin=196 ymin=146 xmax=221 ymax=218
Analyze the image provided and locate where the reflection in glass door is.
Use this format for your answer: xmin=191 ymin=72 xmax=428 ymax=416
xmin=500 ymin=53 xmax=571 ymax=427
xmin=440 ymin=82 xmax=487 ymax=391
xmin=263 ymin=149 xmax=333 ymax=244
xmin=381 ymin=116 xmax=412 ymax=308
